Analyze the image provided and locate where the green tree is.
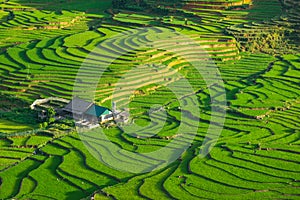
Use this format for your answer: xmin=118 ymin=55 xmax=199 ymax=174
xmin=47 ymin=107 xmax=56 ymax=123
xmin=47 ymin=107 xmax=56 ymax=118
xmin=43 ymin=122 xmax=48 ymax=128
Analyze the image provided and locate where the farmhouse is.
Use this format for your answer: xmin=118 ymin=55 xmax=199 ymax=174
xmin=31 ymin=96 xmax=129 ymax=128
xmin=62 ymin=97 xmax=113 ymax=124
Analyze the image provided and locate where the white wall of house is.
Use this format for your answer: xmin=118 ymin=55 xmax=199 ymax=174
xmin=100 ymin=111 xmax=113 ymax=123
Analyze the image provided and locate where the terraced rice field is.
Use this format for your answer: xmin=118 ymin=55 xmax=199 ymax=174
xmin=0 ymin=119 xmax=35 ymax=133
xmin=0 ymin=0 xmax=299 ymax=199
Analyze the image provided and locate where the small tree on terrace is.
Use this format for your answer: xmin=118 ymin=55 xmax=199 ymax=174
xmin=47 ymin=107 xmax=56 ymax=123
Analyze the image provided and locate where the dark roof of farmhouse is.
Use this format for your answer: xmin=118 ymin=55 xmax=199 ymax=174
xmin=63 ymin=97 xmax=93 ymax=115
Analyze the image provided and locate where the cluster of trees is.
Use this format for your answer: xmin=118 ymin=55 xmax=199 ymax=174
xmin=39 ymin=112 xmax=75 ymax=131
xmin=0 ymin=93 xmax=66 ymax=131
xmin=0 ymin=93 xmax=38 ymax=125
xmin=112 ymin=0 xmax=183 ymax=14
xmin=7 ymin=11 xmax=14 ymax=20
xmin=235 ymin=28 xmax=293 ymax=55
xmin=112 ymin=0 xmax=147 ymax=9
xmin=0 ymin=108 xmax=38 ymax=125
xmin=37 ymin=107 xmax=56 ymax=129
